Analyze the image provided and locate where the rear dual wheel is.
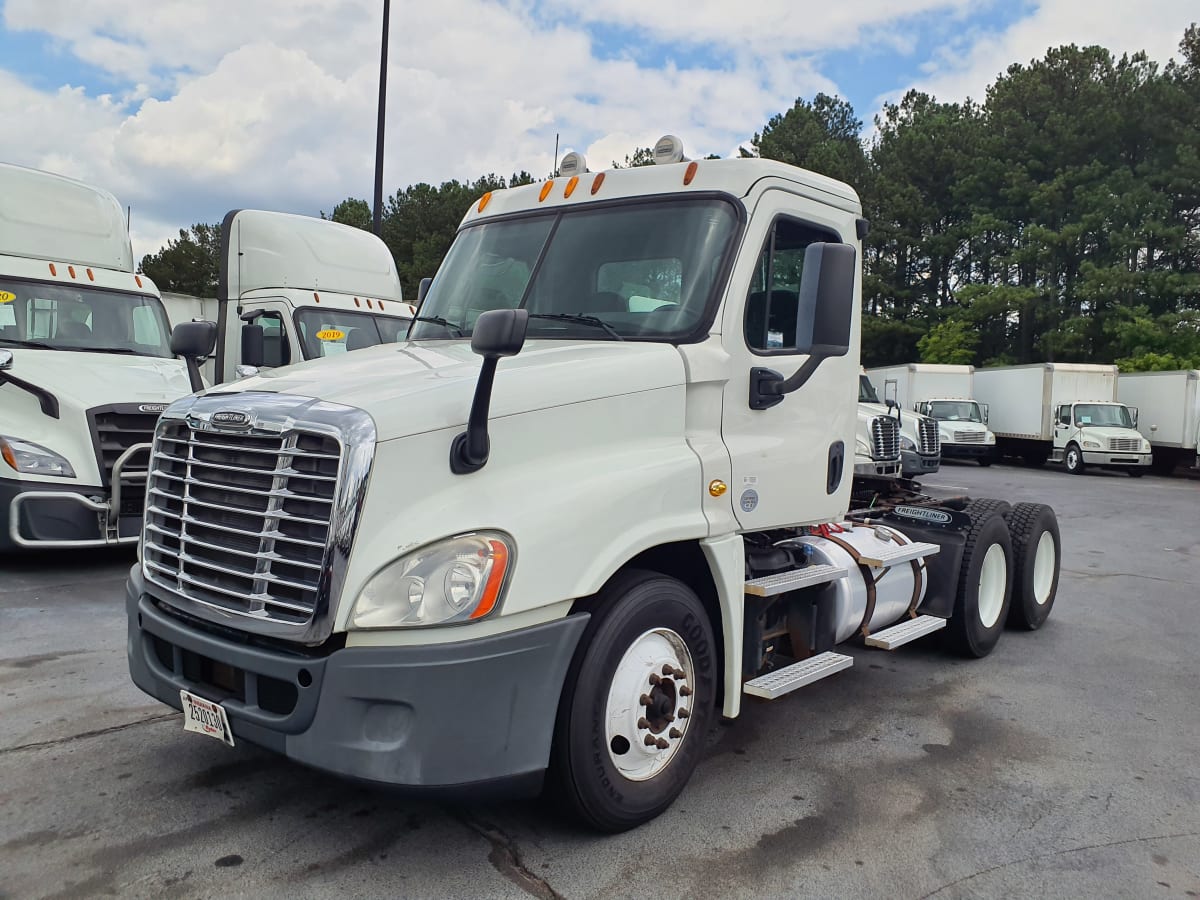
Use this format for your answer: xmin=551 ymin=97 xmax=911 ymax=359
xmin=1004 ymin=502 xmax=1060 ymax=630
xmin=946 ymin=508 xmax=1013 ymax=658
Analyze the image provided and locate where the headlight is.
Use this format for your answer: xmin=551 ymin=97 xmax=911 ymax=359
xmin=350 ymin=532 xmax=512 ymax=629
xmin=1082 ymin=440 xmax=1101 ymax=450
xmin=0 ymin=435 xmax=76 ymax=477
xmin=985 ymin=432 xmax=995 ymax=444
xmin=900 ymin=435 xmax=916 ymax=451
xmin=1141 ymin=440 xmax=1151 ymax=452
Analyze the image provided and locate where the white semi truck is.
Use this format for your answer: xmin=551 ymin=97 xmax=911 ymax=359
xmin=161 ymin=210 xmax=415 ymax=385
xmin=867 ymin=364 xmax=995 ymax=466
xmin=1117 ymin=369 xmax=1200 ymax=474
xmin=856 ymin=372 xmax=940 ymax=477
xmin=125 ymin=141 xmax=1061 ymax=831
xmin=974 ymin=363 xmax=1151 ymax=474
xmin=0 ymin=162 xmax=214 ymax=551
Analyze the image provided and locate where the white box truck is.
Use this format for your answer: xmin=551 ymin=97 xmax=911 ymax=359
xmin=1117 ymin=370 xmax=1200 ymax=473
xmin=974 ymin=363 xmax=1151 ymax=474
xmin=125 ymin=140 xmax=1061 ymax=831
xmin=867 ymin=364 xmax=996 ymax=465
xmin=161 ymin=210 xmax=415 ymax=385
xmin=1 ymin=162 xmax=214 ymax=551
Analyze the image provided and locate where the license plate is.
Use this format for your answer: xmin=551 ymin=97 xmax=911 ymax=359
xmin=180 ymin=689 xmax=235 ymax=747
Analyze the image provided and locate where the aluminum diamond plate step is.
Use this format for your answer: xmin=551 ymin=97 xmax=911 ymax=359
xmin=858 ymin=541 xmax=940 ymax=568
xmin=863 ymin=614 xmax=947 ymax=650
xmin=743 ymin=651 xmax=854 ymax=700
xmin=744 ymin=564 xmax=848 ymax=597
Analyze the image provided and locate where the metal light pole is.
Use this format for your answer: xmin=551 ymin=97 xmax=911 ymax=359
xmin=373 ymin=0 xmax=390 ymax=237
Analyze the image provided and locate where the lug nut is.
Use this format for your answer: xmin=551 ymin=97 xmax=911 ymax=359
xmin=670 ymin=666 xmax=685 ymax=678
xmin=640 ymin=694 xmax=652 ymax=706
xmin=637 ymin=717 xmax=651 ymax=729
xmin=679 ymin=686 xmax=693 ymax=697
xmin=669 ymin=728 xmax=682 ymax=739
xmin=661 ymin=664 xmax=675 ymax=676
xmin=655 ymin=738 xmax=670 ymax=750
xmin=644 ymin=734 xmax=658 ymax=746
xmin=677 ymin=708 xmax=690 ymax=719
xmin=648 ymin=673 xmax=661 ymax=685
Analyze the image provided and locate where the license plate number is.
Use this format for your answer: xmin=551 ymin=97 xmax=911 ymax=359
xmin=180 ymin=689 xmax=235 ymax=747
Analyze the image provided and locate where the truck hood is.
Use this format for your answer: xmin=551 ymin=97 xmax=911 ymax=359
xmin=212 ymin=339 xmax=687 ymax=442
xmin=3 ymin=349 xmax=194 ymax=410
xmin=857 ymin=402 xmax=927 ymax=439
xmin=1079 ymin=425 xmax=1146 ymax=443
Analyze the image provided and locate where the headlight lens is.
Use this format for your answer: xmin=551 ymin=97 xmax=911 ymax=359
xmin=900 ymin=435 xmax=916 ymax=451
xmin=1082 ymin=440 xmax=1101 ymax=449
xmin=350 ymin=532 xmax=512 ymax=629
xmin=0 ymin=435 xmax=76 ymax=477
xmin=985 ymin=432 xmax=995 ymax=444
xmin=1141 ymin=440 xmax=1151 ymax=452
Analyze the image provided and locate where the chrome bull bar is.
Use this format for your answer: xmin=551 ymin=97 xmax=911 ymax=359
xmin=8 ymin=442 xmax=152 ymax=548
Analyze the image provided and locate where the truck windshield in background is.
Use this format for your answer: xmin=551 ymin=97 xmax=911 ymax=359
xmin=929 ymin=400 xmax=983 ymax=423
xmin=1074 ymin=403 xmax=1133 ymax=428
xmin=409 ymin=197 xmax=740 ymax=343
xmin=294 ymin=308 xmax=411 ymax=359
xmin=0 ymin=278 xmax=172 ymax=358
xmin=859 ymin=374 xmax=881 ymax=403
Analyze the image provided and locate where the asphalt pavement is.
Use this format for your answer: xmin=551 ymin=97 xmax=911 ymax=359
xmin=1 ymin=463 xmax=1198 ymax=899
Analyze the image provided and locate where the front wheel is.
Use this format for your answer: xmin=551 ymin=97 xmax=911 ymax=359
xmin=1127 ymin=469 xmax=1144 ymax=478
xmin=1064 ymin=444 xmax=1085 ymax=475
xmin=550 ymin=570 xmax=717 ymax=832
xmin=946 ymin=510 xmax=1013 ymax=658
xmin=977 ymin=456 xmax=993 ymax=467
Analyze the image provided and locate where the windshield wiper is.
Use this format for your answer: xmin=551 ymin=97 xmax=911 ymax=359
xmin=527 ymin=313 xmax=624 ymax=341
xmin=411 ymin=315 xmax=464 ymax=337
xmin=0 ymin=338 xmax=63 ymax=351
xmin=78 ymin=347 xmax=142 ymax=355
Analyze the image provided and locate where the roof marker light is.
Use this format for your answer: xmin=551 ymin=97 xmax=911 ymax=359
xmin=684 ymin=161 xmax=699 ymax=185
xmin=539 ymin=180 xmax=555 ymax=202
xmin=564 ymin=175 xmax=579 ymax=198
xmin=591 ymin=172 xmax=605 ymax=195
xmin=313 ymin=292 xmax=320 ymax=302
xmin=477 ymin=192 xmax=493 ymax=213
xmin=68 ymin=266 xmax=76 ymax=278
xmin=135 ymin=275 xmax=142 ymax=287
xmin=653 ymin=134 xmax=687 ymax=165
xmin=49 ymin=263 xmax=56 ymax=276
xmin=86 ymin=268 xmax=95 ymax=281
xmin=559 ymin=151 xmax=589 ymax=177
xmin=354 ymin=297 xmax=361 ymax=307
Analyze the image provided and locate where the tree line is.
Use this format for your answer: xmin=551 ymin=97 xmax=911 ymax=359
xmin=142 ymin=25 xmax=1200 ymax=370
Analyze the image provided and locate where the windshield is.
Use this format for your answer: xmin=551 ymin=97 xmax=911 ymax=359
xmin=409 ymin=197 xmax=740 ymax=342
xmin=858 ymin=375 xmax=880 ymax=403
xmin=0 ymin=277 xmax=172 ymax=357
xmin=929 ymin=400 xmax=982 ymax=422
xmin=1074 ymin=403 xmax=1133 ymax=428
xmin=294 ymin=308 xmax=413 ymax=360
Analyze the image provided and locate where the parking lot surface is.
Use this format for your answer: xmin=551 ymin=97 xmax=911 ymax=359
xmin=2 ymin=464 xmax=1199 ymax=899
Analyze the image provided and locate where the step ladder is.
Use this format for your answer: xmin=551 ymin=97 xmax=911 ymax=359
xmin=856 ymin=541 xmax=940 ymax=568
xmin=744 ymin=564 xmax=847 ymax=597
xmin=743 ymin=652 xmax=854 ymax=699
xmin=863 ymin=614 xmax=946 ymax=650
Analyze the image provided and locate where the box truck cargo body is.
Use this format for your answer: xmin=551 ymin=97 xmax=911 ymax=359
xmin=1117 ymin=370 xmax=1200 ymax=472
xmin=866 ymin=364 xmax=995 ymax=464
xmin=974 ymin=363 xmax=1150 ymax=474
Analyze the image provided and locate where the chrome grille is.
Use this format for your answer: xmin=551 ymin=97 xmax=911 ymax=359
xmin=142 ymin=419 xmax=342 ymax=627
xmin=1108 ymin=437 xmax=1140 ymax=452
xmin=953 ymin=430 xmax=986 ymax=443
xmin=918 ymin=418 xmax=940 ymax=455
xmin=871 ymin=417 xmax=900 ymax=462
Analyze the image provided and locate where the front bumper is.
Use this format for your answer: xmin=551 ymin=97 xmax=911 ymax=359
xmin=1082 ymin=451 xmax=1152 ymax=467
xmin=900 ymin=450 xmax=940 ymax=477
xmin=854 ymin=455 xmax=901 ymax=478
xmin=941 ymin=443 xmax=993 ymax=459
xmin=126 ymin=567 xmax=590 ymax=797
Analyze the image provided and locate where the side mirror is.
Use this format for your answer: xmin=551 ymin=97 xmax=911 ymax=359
xmin=981 ymin=404 xmax=989 ymax=424
xmin=241 ymin=324 xmax=265 ymax=368
xmin=750 ymin=242 xmax=856 ymax=410
xmin=170 ymin=320 xmax=217 ymax=393
xmin=450 ymin=309 xmax=529 ymax=474
xmin=0 ymin=349 xmax=12 ymax=371
xmin=417 ymin=276 xmax=434 ymax=308
xmin=1129 ymin=406 xmax=1139 ymax=427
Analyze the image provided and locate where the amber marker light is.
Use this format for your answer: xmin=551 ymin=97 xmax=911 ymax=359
xmin=0 ymin=440 xmax=17 ymax=472
xmin=709 ymin=480 xmax=728 ymax=497
xmin=48 ymin=263 xmax=57 ymax=276
xmin=68 ymin=266 xmax=76 ymax=278
xmin=539 ymin=180 xmax=555 ymax=202
xmin=591 ymin=172 xmax=605 ymax=195
xmin=470 ymin=539 xmax=510 ymax=619
xmin=477 ymin=192 xmax=493 ymax=213
xmin=86 ymin=268 xmax=95 ymax=281
xmin=564 ymin=176 xmax=579 ymax=198
xmin=684 ymin=161 xmax=699 ymax=185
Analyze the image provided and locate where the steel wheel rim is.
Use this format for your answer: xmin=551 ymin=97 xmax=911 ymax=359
xmin=1067 ymin=449 xmax=1079 ymax=469
xmin=1032 ymin=530 xmax=1056 ymax=605
xmin=977 ymin=543 xmax=1007 ymax=628
xmin=604 ymin=627 xmax=695 ymax=782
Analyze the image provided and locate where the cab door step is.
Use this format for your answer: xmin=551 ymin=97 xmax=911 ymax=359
xmin=863 ymin=615 xmax=947 ymax=650
xmin=744 ymin=564 xmax=848 ymax=597
xmin=743 ymin=651 xmax=854 ymax=700
xmin=857 ymin=541 xmax=940 ymax=568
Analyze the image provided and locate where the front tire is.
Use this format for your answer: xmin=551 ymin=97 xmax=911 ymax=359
xmin=1004 ymin=503 xmax=1060 ymax=630
xmin=946 ymin=510 xmax=1013 ymax=658
xmin=550 ymin=570 xmax=717 ymax=832
xmin=1064 ymin=443 xmax=1085 ymax=475
xmin=1127 ymin=469 xmax=1144 ymax=478
xmin=977 ymin=456 xmax=993 ymax=467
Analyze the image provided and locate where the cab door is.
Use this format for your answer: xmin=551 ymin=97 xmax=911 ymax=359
xmin=1053 ymin=404 xmax=1072 ymax=451
xmin=719 ymin=188 xmax=859 ymax=531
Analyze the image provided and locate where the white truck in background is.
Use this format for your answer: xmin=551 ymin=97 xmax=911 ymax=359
xmin=160 ymin=210 xmax=414 ymax=385
xmin=1117 ymin=369 xmax=1200 ymax=474
xmin=126 ymin=140 xmax=1061 ymax=832
xmin=867 ymin=364 xmax=995 ymax=466
xmin=974 ymin=363 xmax=1151 ymax=475
xmin=856 ymin=372 xmax=940 ymax=478
xmin=0 ymin=162 xmax=213 ymax=551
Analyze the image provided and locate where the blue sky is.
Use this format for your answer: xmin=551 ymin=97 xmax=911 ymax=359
xmin=0 ymin=0 xmax=1195 ymax=258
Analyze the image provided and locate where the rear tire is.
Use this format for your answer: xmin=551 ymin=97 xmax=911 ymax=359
xmin=1022 ymin=451 xmax=1047 ymax=468
xmin=1064 ymin=443 xmax=1085 ymax=475
xmin=550 ymin=570 xmax=717 ymax=832
xmin=1004 ymin=503 xmax=1060 ymax=630
xmin=964 ymin=497 xmax=1012 ymax=519
xmin=946 ymin=510 xmax=1013 ymax=658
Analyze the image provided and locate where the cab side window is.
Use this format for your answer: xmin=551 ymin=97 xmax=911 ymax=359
xmin=1057 ymin=405 xmax=1071 ymax=426
xmin=744 ymin=217 xmax=838 ymax=352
